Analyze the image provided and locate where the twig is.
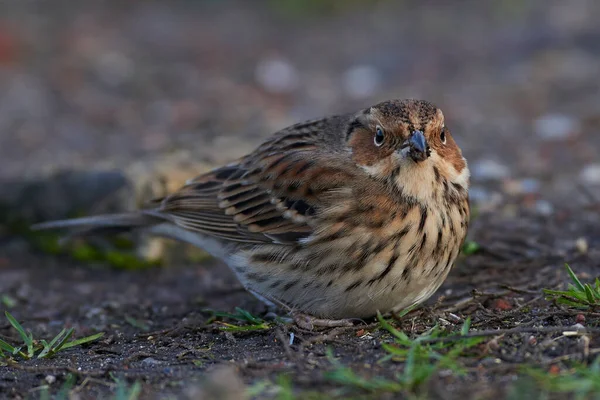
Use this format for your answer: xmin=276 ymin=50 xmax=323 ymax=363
xmin=418 ymin=326 xmax=598 ymax=345
xmin=498 ymin=284 xmax=540 ymax=295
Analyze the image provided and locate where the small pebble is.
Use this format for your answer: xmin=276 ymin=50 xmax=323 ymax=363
xmin=447 ymin=313 xmax=462 ymax=323
xmin=534 ymin=114 xmax=578 ymax=140
xmin=491 ymin=298 xmax=512 ymax=311
xmin=581 ymin=163 xmax=600 ymax=185
xmin=575 ymin=237 xmax=588 ymax=254
xmin=528 ymin=336 xmax=537 ymax=345
xmin=45 ymin=375 xmax=56 ymax=385
xmin=141 ymin=357 xmax=161 ymax=365
xmin=472 ymin=159 xmax=510 ymax=181
xmin=569 ymin=323 xmax=586 ymax=331
xmin=535 ymin=199 xmax=554 ymax=216
xmin=342 ymin=65 xmax=381 ymax=99
xmin=576 ymin=314 xmax=586 ymax=324
xmin=255 ymin=57 xmax=299 ymax=94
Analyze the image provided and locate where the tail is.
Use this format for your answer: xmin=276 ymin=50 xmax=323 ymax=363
xmin=30 ymin=211 xmax=166 ymax=237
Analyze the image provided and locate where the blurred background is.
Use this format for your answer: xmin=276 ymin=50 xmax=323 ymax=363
xmin=0 ymin=0 xmax=599 ymax=221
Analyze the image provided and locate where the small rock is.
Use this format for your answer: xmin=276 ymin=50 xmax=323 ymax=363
xmin=534 ymin=114 xmax=578 ymax=140
xmin=549 ymin=365 xmax=561 ymax=375
xmin=528 ymin=336 xmax=537 ymax=345
xmin=471 ymin=159 xmax=510 ymax=181
xmin=490 ymin=298 xmax=512 ymax=311
xmin=45 ymin=375 xmax=56 ymax=385
xmin=504 ymin=178 xmax=541 ymax=195
xmin=570 ymin=323 xmax=586 ymax=331
xmin=576 ymin=314 xmax=586 ymax=324
xmin=575 ymin=237 xmax=588 ymax=254
xmin=95 ymin=51 xmax=134 ymax=87
xmin=255 ymin=57 xmax=299 ymax=94
xmin=141 ymin=357 xmax=162 ymax=366
xmin=535 ymin=200 xmax=554 ymax=216
xmin=580 ymin=164 xmax=600 ymax=185
xmin=342 ymin=65 xmax=381 ymax=99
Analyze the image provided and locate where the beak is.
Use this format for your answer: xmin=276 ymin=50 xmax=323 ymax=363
xmin=407 ymin=130 xmax=430 ymax=162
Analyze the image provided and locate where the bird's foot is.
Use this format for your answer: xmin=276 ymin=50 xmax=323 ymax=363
xmin=293 ymin=313 xmax=355 ymax=330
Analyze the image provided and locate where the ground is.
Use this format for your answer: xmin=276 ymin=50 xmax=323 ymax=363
xmin=2 ymin=209 xmax=600 ymax=399
xmin=1 ymin=1 xmax=600 ymax=399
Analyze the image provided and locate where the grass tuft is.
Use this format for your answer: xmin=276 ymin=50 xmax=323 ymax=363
xmin=204 ymin=307 xmax=272 ymax=332
xmin=518 ymin=358 xmax=600 ymax=398
xmin=543 ymin=264 xmax=600 ymax=309
xmin=325 ymin=313 xmax=483 ymax=395
xmin=0 ymin=311 xmax=104 ymax=360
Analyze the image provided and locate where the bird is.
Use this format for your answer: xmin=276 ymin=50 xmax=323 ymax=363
xmin=32 ymin=99 xmax=470 ymax=326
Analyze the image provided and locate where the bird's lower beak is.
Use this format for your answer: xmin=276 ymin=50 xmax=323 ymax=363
xmin=407 ymin=130 xmax=430 ymax=162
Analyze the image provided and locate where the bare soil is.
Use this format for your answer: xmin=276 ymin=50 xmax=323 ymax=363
xmin=2 ymin=209 xmax=600 ymax=399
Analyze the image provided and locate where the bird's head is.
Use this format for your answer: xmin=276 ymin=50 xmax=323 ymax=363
xmin=346 ymin=99 xmax=469 ymax=200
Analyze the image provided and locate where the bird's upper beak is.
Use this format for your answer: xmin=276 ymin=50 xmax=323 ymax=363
xmin=407 ymin=130 xmax=430 ymax=162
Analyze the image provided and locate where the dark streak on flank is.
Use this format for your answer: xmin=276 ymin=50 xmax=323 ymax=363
xmin=345 ymin=279 xmax=363 ymax=292
xmin=250 ymin=252 xmax=279 ymax=264
xmin=368 ymin=251 xmax=399 ymax=285
xmin=269 ymin=279 xmax=284 ymax=289
xmin=418 ymin=233 xmax=427 ymax=252
xmin=246 ymin=272 xmax=268 ymax=283
xmin=433 ymin=229 xmax=443 ymax=256
xmin=401 ymin=267 xmax=411 ymax=284
xmin=418 ymin=206 xmax=428 ymax=233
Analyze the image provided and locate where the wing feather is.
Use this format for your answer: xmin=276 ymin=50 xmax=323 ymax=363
xmin=151 ymin=117 xmax=356 ymax=245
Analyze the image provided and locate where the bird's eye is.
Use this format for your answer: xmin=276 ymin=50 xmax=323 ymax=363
xmin=440 ymin=128 xmax=447 ymax=144
xmin=374 ymin=126 xmax=385 ymax=147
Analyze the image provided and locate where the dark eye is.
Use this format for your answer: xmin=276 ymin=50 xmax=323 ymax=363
xmin=440 ymin=128 xmax=447 ymax=144
xmin=374 ymin=126 xmax=385 ymax=147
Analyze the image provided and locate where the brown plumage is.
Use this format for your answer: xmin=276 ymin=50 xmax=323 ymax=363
xmin=33 ymin=99 xmax=470 ymax=320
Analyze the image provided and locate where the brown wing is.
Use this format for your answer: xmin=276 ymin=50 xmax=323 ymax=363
xmin=155 ymin=119 xmax=356 ymax=245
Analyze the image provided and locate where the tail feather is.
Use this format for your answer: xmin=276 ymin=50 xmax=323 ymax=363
xmin=30 ymin=212 xmax=164 ymax=236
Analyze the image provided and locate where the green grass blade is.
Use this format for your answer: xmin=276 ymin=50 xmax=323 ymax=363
xmin=234 ymin=307 xmax=263 ymax=324
xmin=0 ymin=338 xmax=15 ymax=354
xmin=48 ymin=329 xmax=68 ymax=348
xmin=402 ymin=343 xmax=417 ymax=384
xmin=37 ymin=340 xmax=52 ymax=359
xmin=565 ymin=264 xmax=585 ymax=292
xmin=5 ymin=312 xmax=32 ymax=345
xmin=377 ymin=312 xmax=412 ymax=345
xmin=594 ymin=279 xmax=600 ymax=299
xmin=5 ymin=312 xmax=34 ymax=357
xmin=461 ymin=317 xmax=471 ymax=336
xmin=43 ymin=328 xmax=74 ymax=357
xmin=394 ymin=304 xmax=418 ymax=319
xmin=127 ymin=381 xmax=142 ymax=400
xmin=59 ymin=332 xmax=105 ymax=351
xmin=38 ymin=328 xmax=71 ymax=358
xmin=584 ymin=285 xmax=595 ymax=304
xmin=381 ymin=342 xmax=409 ymax=358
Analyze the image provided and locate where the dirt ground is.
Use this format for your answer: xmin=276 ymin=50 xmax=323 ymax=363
xmin=2 ymin=1 xmax=600 ymax=399
xmin=2 ymin=208 xmax=600 ymax=399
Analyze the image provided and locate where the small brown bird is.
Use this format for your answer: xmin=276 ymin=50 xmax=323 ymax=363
xmin=33 ymin=99 xmax=469 ymax=325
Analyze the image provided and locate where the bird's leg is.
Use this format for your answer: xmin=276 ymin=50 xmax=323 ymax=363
xmin=293 ymin=313 xmax=355 ymax=330
xmin=248 ymin=290 xmax=356 ymax=329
